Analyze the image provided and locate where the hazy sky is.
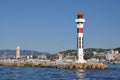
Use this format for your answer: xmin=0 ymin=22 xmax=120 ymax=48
xmin=0 ymin=0 xmax=120 ymax=53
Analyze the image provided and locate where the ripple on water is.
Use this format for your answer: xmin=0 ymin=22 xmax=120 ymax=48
xmin=0 ymin=64 xmax=120 ymax=80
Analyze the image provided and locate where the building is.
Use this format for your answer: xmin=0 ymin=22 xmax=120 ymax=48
xmin=16 ymin=46 xmax=20 ymax=59
xmin=38 ymin=55 xmax=47 ymax=59
xmin=106 ymin=53 xmax=114 ymax=61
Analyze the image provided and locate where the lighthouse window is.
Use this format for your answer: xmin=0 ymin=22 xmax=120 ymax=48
xmin=79 ymin=37 xmax=81 ymax=48
xmin=80 ymin=22 xmax=84 ymax=24
xmin=76 ymin=22 xmax=80 ymax=24
xmin=77 ymin=38 xmax=78 ymax=48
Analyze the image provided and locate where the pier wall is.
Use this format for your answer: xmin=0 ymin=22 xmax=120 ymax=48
xmin=0 ymin=59 xmax=108 ymax=69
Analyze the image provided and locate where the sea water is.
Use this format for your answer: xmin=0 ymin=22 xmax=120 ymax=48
xmin=0 ymin=64 xmax=120 ymax=80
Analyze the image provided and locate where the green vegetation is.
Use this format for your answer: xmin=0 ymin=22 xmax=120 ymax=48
xmin=114 ymin=47 xmax=120 ymax=52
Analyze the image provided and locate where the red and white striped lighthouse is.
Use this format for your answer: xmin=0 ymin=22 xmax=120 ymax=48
xmin=75 ymin=12 xmax=86 ymax=63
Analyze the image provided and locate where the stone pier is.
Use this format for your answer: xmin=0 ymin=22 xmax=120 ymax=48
xmin=0 ymin=59 xmax=108 ymax=70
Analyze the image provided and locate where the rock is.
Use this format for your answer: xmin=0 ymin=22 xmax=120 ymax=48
xmin=0 ymin=60 xmax=108 ymax=70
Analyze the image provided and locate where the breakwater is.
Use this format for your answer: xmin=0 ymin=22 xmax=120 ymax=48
xmin=0 ymin=59 xmax=108 ymax=69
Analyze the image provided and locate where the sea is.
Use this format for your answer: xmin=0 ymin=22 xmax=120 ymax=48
xmin=0 ymin=64 xmax=120 ymax=80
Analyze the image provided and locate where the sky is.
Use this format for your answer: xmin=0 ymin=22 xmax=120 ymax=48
xmin=0 ymin=0 xmax=120 ymax=53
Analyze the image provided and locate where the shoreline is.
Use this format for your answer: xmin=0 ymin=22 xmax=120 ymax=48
xmin=0 ymin=59 xmax=108 ymax=69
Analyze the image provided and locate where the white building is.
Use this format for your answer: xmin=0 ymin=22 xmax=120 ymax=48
xmin=106 ymin=53 xmax=114 ymax=60
xmin=38 ymin=55 xmax=47 ymax=59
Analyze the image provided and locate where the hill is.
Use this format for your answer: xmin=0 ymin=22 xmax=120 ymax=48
xmin=0 ymin=50 xmax=50 ymax=57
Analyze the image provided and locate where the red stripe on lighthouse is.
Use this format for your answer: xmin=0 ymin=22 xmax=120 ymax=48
xmin=77 ymin=28 xmax=83 ymax=33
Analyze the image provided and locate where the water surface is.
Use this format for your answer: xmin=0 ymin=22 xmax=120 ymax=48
xmin=0 ymin=64 xmax=119 ymax=80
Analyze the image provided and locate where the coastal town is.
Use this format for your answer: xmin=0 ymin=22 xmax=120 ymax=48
xmin=0 ymin=46 xmax=120 ymax=64
xmin=0 ymin=45 xmax=119 ymax=70
xmin=0 ymin=46 xmax=108 ymax=69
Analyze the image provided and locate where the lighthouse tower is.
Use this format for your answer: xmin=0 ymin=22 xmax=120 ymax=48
xmin=75 ymin=12 xmax=86 ymax=63
xmin=16 ymin=46 xmax=20 ymax=59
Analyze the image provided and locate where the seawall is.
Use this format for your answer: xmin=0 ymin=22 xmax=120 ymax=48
xmin=0 ymin=59 xmax=108 ymax=69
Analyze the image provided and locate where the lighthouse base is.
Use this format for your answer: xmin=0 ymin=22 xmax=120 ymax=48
xmin=75 ymin=59 xmax=86 ymax=63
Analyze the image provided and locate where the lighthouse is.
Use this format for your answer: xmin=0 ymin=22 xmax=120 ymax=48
xmin=16 ymin=46 xmax=20 ymax=59
xmin=75 ymin=12 xmax=86 ymax=63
